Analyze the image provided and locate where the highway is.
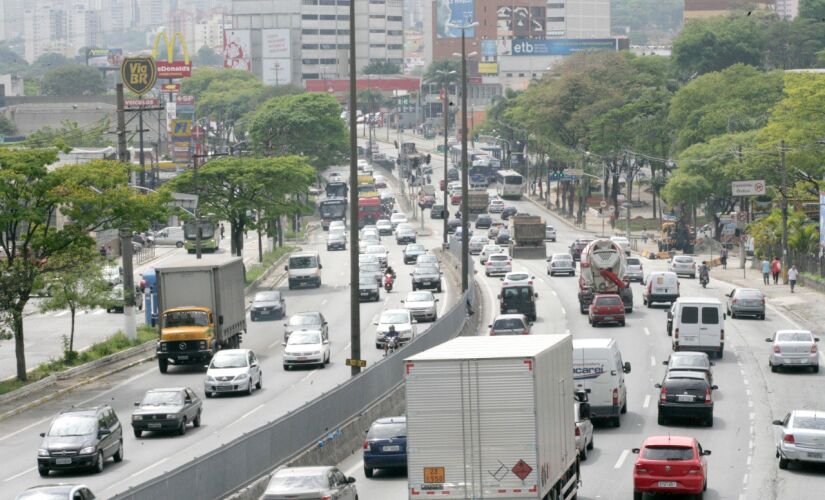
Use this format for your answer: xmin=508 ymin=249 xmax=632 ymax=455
xmin=335 ymin=135 xmax=825 ymax=500
xmin=0 ymin=163 xmax=459 ymax=498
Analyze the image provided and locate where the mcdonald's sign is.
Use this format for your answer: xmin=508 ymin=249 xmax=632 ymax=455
xmin=152 ymin=32 xmax=192 ymax=78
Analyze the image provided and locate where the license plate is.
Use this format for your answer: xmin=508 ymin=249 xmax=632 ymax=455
xmin=382 ymin=445 xmax=401 ymax=452
xmin=298 ymin=357 xmax=307 ymax=361
xmin=507 ymin=309 xmax=518 ymax=313
xmin=216 ymin=385 xmax=233 ymax=391
xmin=55 ymin=458 xmax=72 ymax=465
xmin=677 ymin=395 xmax=695 ymax=402
xmin=423 ymin=281 xmax=431 ymax=285
xmin=789 ymin=358 xmax=802 ymax=364
xmin=177 ymin=354 xmax=189 ymax=360
xmin=148 ymin=423 xmax=162 ymax=429
xmin=658 ymin=481 xmax=677 ymax=488
xmin=808 ymin=452 xmax=823 ymax=459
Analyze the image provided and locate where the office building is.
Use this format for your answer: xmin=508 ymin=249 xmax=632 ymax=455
xmin=683 ymin=0 xmax=775 ymax=21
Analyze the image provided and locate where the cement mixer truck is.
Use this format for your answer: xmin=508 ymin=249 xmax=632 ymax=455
xmin=577 ymin=238 xmax=633 ymax=314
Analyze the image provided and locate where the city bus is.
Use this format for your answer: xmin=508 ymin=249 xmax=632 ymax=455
xmin=325 ymin=181 xmax=347 ymax=199
xmin=183 ymin=219 xmax=220 ymax=253
xmin=319 ymin=197 xmax=348 ymax=230
xmin=494 ymin=169 xmax=524 ymax=199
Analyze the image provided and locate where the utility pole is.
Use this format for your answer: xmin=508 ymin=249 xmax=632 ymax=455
xmin=348 ymin=0 xmax=361 ymax=376
xmin=193 ymin=153 xmax=203 ymax=260
xmin=780 ymin=140 xmax=789 ymax=284
xmin=443 ymin=81 xmax=449 ymax=248
xmin=115 ymin=83 xmax=136 ymax=339
xmin=138 ymin=109 xmax=146 ymax=188
xmin=459 ymin=27 xmax=470 ymax=293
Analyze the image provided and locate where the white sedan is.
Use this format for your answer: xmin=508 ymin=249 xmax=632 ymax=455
xmin=365 ymin=244 xmax=389 ymax=268
xmin=374 ymin=309 xmax=416 ymax=348
xmin=575 ymin=401 xmax=594 ymax=461
xmin=282 ymin=330 xmax=330 ymax=370
xmin=774 ymin=410 xmax=825 ymax=469
xmin=402 ymin=291 xmax=439 ymax=322
xmin=479 ymin=244 xmax=504 ymax=264
xmin=485 ymin=253 xmax=512 ymax=277
xmin=501 ymin=271 xmax=535 ymax=287
xmin=488 ymin=199 xmax=505 ymax=213
xmin=390 ymin=213 xmax=408 ymax=229
xmin=766 ymin=330 xmax=820 ymax=373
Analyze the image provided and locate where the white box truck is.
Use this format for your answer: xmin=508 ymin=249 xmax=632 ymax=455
xmin=405 ymin=336 xmax=580 ymax=500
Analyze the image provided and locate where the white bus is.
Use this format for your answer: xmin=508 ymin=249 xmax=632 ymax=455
xmin=495 ymin=169 xmax=524 ymax=199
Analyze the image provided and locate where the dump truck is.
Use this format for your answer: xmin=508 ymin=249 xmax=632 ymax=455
xmin=658 ymin=217 xmax=695 ymax=254
xmin=155 ymin=259 xmax=247 ymax=373
xmin=406 ymin=335 xmax=581 ymax=500
xmin=577 ymin=238 xmax=633 ymax=314
xmin=508 ymin=214 xmax=546 ymax=258
xmin=467 ymin=188 xmax=489 ymax=215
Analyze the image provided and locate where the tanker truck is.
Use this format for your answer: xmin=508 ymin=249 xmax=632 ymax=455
xmin=577 ymin=238 xmax=633 ymax=314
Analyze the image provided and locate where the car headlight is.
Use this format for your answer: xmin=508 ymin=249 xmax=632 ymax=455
xmin=38 ymin=449 xmax=49 ymax=457
xmin=234 ymin=373 xmax=249 ymax=381
xmin=166 ymin=414 xmax=178 ymax=420
xmin=79 ymin=446 xmax=96 ymax=455
xmin=206 ymin=376 xmax=215 ymax=382
xmin=199 ymin=340 xmax=207 ymax=350
xmin=133 ymin=415 xmax=143 ymax=421
xmin=309 ymin=351 xmax=321 ymax=356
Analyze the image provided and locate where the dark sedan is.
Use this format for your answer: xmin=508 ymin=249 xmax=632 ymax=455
xmin=447 ymin=219 xmax=461 ymax=234
xmin=250 ymin=291 xmax=285 ymax=321
xmin=411 ymin=264 xmax=442 ymax=292
xmin=403 ymin=244 xmax=427 ymax=264
xmin=663 ymin=351 xmax=714 ymax=384
xmin=475 ymin=214 xmax=492 ymax=229
xmin=656 ymin=371 xmax=717 ymax=427
xmin=363 ymin=416 xmax=407 ymax=478
xmin=430 ymin=204 xmax=447 ymax=219
xmin=569 ymin=239 xmax=593 ymax=262
xmin=358 ymin=276 xmax=380 ymax=302
xmin=495 ymin=229 xmax=511 ymax=245
xmin=501 ymin=206 xmax=518 ymax=220
xmin=132 ymin=387 xmax=202 ymax=437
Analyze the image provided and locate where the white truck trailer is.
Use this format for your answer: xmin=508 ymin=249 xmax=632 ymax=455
xmin=405 ymin=335 xmax=580 ymax=500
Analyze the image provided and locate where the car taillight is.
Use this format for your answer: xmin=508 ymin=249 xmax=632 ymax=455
xmin=486 ymin=261 xmax=492 ymax=266
xmin=704 ymin=388 xmax=712 ymax=403
xmin=523 ymin=328 xmax=529 ymax=335
xmin=660 ymin=386 xmax=667 ymax=402
xmin=732 ymin=299 xmax=737 ymax=305
xmin=784 ymin=434 xmax=795 ymax=444
xmin=812 ymin=344 xmax=818 ymax=353
xmin=674 ymin=328 xmax=679 ymax=339
xmin=363 ymin=440 xmax=369 ymax=450
xmin=575 ymin=426 xmax=581 ymax=437
xmin=321 ymin=496 xmax=332 ymax=500
xmin=688 ymin=466 xmax=702 ymax=475
xmin=721 ymin=329 xmax=724 ymax=340
xmin=613 ymin=388 xmax=619 ymax=405
xmin=635 ymin=463 xmax=649 ymax=474
xmin=774 ymin=345 xmax=781 ymax=353
xmin=762 ymin=298 xmax=766 ymax=305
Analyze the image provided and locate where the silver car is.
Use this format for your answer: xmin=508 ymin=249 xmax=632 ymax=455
xmin=262 ymin=466 xmax=357 ymax=500
xmin=359 ymin=261 xmax=383 ymax=285
xmin=484 ymin=253 xmax=512 ymax=277
xmin=766 ymin=330 xmax=820 ymax=372
xmin=624 ymin=257 xmax=644 ymax=282
xmin=545 ymin=224 xmax=556 ymax=242
xmin=489 ymin=314 xmax=530 ymax=335
xmin=727 ymin=288 xmax=766 ymax=320
xmin=480 ymin=244 xmax=503 ymax=264
xmin=365 ymin=244 xmax=388 ymax=268
xmin=774 ymin=410 xmax=825 ymax=470
xmin=204 ymin=349 xmax=262 ymax=397
xmin=468 ymin=235 xmax=488 ymax=255
xmin=668 ymin=255 xmax=697 ymax=278
xmin=547 ymin=253 xmax=575 ymax=276
xmin=416 ymin=253 xmax=440 ymax=270
xmin=574 ymin=401 xmax=594 ymax=461
xmin=403 ymin=291 xmax=439 ymax=322
xmin=283 ymin=311 xmax=328 ymax=343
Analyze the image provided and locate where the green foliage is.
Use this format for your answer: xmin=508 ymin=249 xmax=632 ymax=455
xmin=245 ymin=245 xmax=295 ymax=284
xmin=799 ymin=0 xmax=825 ymax=20
xmin=0 ymin=114 xmax=17 ymax=136
xmin=749 ymin=208 xmax=819 ymax=257
xmin=358 ymin=88 xmax=393 ymax=114
xmin=362 ymin=59 xmax=402 ymax=75
xmin=0 ymin=44 xmax=28 ymax=76
xmin=611 ymin=0 xmax=684 ymax=45
xmin=195 ymin=46 xmax=224 ymax=67
xmin=25 ymin=118 xmax=113 ymax=148
xmin=249 ymin=93 xmax=348 ymax=170
xmin=424 ymin=60 xmax=461 ymax=88
xmin=28 ymin=52 xmax=74 ymax=79
xmin=41 ymin=65 xmax=105 ymax=96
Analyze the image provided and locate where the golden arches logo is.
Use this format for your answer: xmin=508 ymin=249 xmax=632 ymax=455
xmin=152 ymin=32 xmax=190 ymax=64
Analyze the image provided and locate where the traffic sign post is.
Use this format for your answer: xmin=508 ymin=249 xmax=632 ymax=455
xmin=731 ymin=180 xmax=766 ymax=197
xmin=345 ymin=358 xmax=367 ymax=368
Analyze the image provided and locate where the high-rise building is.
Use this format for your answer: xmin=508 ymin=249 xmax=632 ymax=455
xmin=683 ymin=0 xmax=775 ymax=21
xmin=2 ymin=0 xmax=25 ymax=42
xmin=195 ymin=14 xmax=230 ymax=51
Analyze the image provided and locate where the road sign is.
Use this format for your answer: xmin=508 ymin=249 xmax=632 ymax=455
xmin=161 ymin=83 xmax=180 ymax=94
xmin=345 ymin=358 xmax=367 ymax=368
xmin=600 ymin=200 xmax=607 ymax=208
xmin=120 ymin=57 xmax=157 ymax=96
xmin=737 ymin=212 xmax=748 ymax=222
xmin=731 ymin=180 xmax=766 ymax=197
xmin=170 ymin=119 xmax=192 ymax=138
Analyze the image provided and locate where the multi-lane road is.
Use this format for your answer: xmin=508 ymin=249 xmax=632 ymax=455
xmin=0 ymin=163 xmax=459 ymax=498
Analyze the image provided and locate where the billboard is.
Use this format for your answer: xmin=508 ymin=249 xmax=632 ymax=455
xmin=478 ymin=62 xmax=498 ymax=74
xmin=263 ymin=58 xmax=292 ymax=86
xmin=152 ymin=32 xmax=192 ymax=78
xmin=262 ymin=29 xmax=291 ymax=59
xmin=480 ymin=40 xmax=497 ymax=57
xmin=224 ymin=30 xmax=252 ymax=71
xmin=87 ymin=48 xmax=123 ymax=68
xmin=435 ymin=0 xmax=475 ymax=38
xmin=496 ymin=6 xmax=545 ymax=39
xmin=506 ymin=38 xmax=621 ymax=56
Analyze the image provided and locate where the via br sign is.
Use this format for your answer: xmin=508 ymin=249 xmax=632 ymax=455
xmin=121 ymin=57 xmax=157 ymax=96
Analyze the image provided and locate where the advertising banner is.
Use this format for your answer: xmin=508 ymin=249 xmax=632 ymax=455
xmin=224 ymin=30 xmax=252 ymax=71
xmin=508 ymin=38 xmax=620 ymax=56
xmin=496 ymin=6 xmax=545 ymax=39
xmin=262 ymin=29 xmax=291 ymax=59
xmin=124 ymin=98 xmax=159 ymax=109
xmin=435 ymin=0 xmax=475 ymax=38
xmin=161 ymin=83 xmax=180 ymax=94
xmin=480 ymin=40 xmax=497 ymax=57
xmin=152 ymin=32 xmax=192 ymax=78
xmin=87 ymin=48 xmax=123 ymax=68
xmin=262 ymin=58 xmax=292 ymax=85
xmin=478 ymin=62 xmax=498 ymax=74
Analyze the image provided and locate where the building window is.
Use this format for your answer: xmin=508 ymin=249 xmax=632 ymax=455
xmin=387 ymin=44 xmax=403 ymax=50
xmin=506 ymin=73 xmax=513 ymax=77
xmin=302 ymin=29 xmax=319 ymax=35
xmin=369 ymin=0 xmax=385 ymax=3
xmin=338 ymin=43 xmax=350 ymax=49
xmin=320 ymin=43 xmax=336 ymax=50
xmin=319 ymin=14 xmax=336 ymax=20
xmin=338 ymin=15 xmax=350 ymax=20
xmin=389 ymin=58 xmax=403 ymax=64
xmin=320 ymin=58 xmax=337 ymax=64
xmin=320 ymin=0 xmax=336 ymax=4
xmin=369 ymin=29 xmax=385 ymax=33
xmin=302 ymin=44 xmax=319 ymax=49
xmin=303 ymin=0 xmax=318 ymax=4
xmin=387 ymin=15 xmax=402 ymax=21
xmin=387 ymin=30 xmax=403 ymax=36
xmin=518 ymin=73 xmax=525 ymax=77
xmin=302 ymin=59 xmax=320 ymax=65
xmin=337 ymin=0 xmax=349 ymax=4
xmin=370 ymin=14 xmax=385 ymax=19
xmin=302 ymin=14 xmax=318 ymax=20
xmin=320 ymin=29 xmax=337 ymax=35
xmin=370 ymin=44 xmax=385 ymax=48
xmin=548 ymin=3 xmax=565 ymax=8
xmin=548 ymin=17 xmax=565 ymax=22
xmin=302 ymin=73 xmax=320 ymax=79
xmin=338 ymin=29 xmax=350 ymax=35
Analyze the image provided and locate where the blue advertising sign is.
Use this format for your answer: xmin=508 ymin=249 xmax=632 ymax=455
xmin=510 ymin=38 xmax=619 ymax=56
xmin=480 ymin=40 xmax=497 ymax=57
xmin=436 ymin=0 xmax=475 ymax=38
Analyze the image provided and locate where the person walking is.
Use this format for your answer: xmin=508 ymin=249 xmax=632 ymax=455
xmin=788 ymin=265 xmax=799 ymax=293
xmin=771 ymin=256 xmax=782 ymax=285
xmin=761 ymin=258 xmax=771 ymax=285
xmin=220 ymin=223 xmax=225 ymax=240
xmin=720 ymin=247 xmax=728 ymax=270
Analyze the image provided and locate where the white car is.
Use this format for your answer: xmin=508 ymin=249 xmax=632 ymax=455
xmin=547 ymin=253 xmax=575 ymax=276
xmin=488 ymin=199 xmax=505 ymax=213
xmin=545 ymin=224 xmax=557 ymax=242
xmin=402 ymin=291 xmax=439 ymax=322
xmin=329 ymin=220 xmax=345 ymax=232
xmin=774 ymin=410 xmax=825 ymax=470
xmin=468 ymin=235 xmax=488 ymax=255
xmin=610 ymin=236 xmax=630 ymax=255
xmin=365 ymin=244 xmax=389 ymax=268
xmin=282 ymin=330 xmax=330 ymax=370
xmin=624 ymin=257 xmax=644 ymax=282
xmin=390 ymin=213 xmax=408 ymax=229
xmin=204 ymin=349 xmax=262 ymax=397
xmin=574 ymin=401 xmax=594 ymax=461
xmin=328 ymin=172 xmax=343 ymax=182
xmin=263 ymin=466 xmax=358 ymax=500
xmin=480 ymin=244 xmax=504 ymax=264
xmin=360 ymin=227 xmax=379 ymax=239
xmin=374 ymin=309 xmax=416 ymax=348
xmin=375 ymin=219 xmax=393 ymax=236
xmin=357 ymin=159 xmax=369 ymax=171
xmin=668 ymin=255 xmax=697 ymax=278
xmin=501 ymin=271 xmax=535 ymax=287
xmin=485 ymin=253 xmax=512 ymax=276
xmin=766 ymin=330 xmax=820 ymax=373
xmin=359 ymin=233 xmax=380 ymax=253
xmin=102 ymin=265 xmax=122 ymax=287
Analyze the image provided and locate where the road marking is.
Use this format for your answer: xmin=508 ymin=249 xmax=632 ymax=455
xmin=127 ymin=457 xmax=169 ymax=479
xmin=748 ymin=400 xmax=754 ymax=408
xmin=749 ymin=412 xmax=756 ymax=421
xmin=76 ymin=367 xmax=156 ymax=407
xmin=643 ymin=395 xmax=651 ymax=408
xmin=614 ymin=449 xmax=630 ymax=469
xmin=560 ymin=306 xmax=566 ymax=316
xmin=345 ymin=460 xmax=364 ymax=476
xmin=743 ymin=379 xmax=749 ymax=386
xmin=238 ymin=404 xmax=264 ymax=422
xmin=0 ymin=417 xmax=52 ymax=442
xmin=268 ymin=339 xmax=283 ymax=349
xmin=54 ymin=310 xmax=69 ymax=317
xmin=551 ymin=290 xmax=558 ymax=296
xmin=743 ymin=474 xmax=749 ymax=485
xmin=644 ymin=327 xmax=650 ymax=336
xmin=650 ymin=356 xmax=656 ymax=367
xmin=3 ymin=466 xmax=35 ymax=482
xmin=93 ymin=309 xmax=106 ymax=315
xmin=321 ymin=299 xmax=328 ymax=305
xmin=747 ymin=455 xmax=752 ymax=466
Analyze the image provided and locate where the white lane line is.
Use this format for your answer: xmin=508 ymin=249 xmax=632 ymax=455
xmin=321 ymin=299 xmax=328 ymax=305
xmin=238 ymin=404 xmax=265 ymax=422
xmin=268 ymin=339 xmax=283 ymax=349
xmin=561 ymin=306 xmax=566 ymax=316
xmin=614 ymin=449 xmax=630 ymax=469
xmin=0 ymin=417 xmax=52 ymax=442
xmin=650 ymin=356 xmax=656 ymax=367
xmin=551 ymin=290 xmax=558 ymax=296
xmin=644 ymin=327 xmax=650 ymax=336
xmin=747 ymin=455 xmax=752 ymax=466
xmin=3 ymin=466 xmax=36 ymax=482
xmin=93 ymin=309 xmax=106 ymax=315
xmin=345 ymin=460 xmax=364 ymax=476
xmin=76 ymin=366 xmax=156 ymax=407
xmin=54 ymin=310 xmax=69 ymax=317
xmin=127 ymin=457 xmax=169 ymax=479
xmin=643 ymin=395 xmax=651 ymax=408
xmin=743 ymin=474 xmax=749 ymax=485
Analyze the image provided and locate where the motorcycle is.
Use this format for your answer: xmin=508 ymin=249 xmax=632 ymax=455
xmin=700 ymin=272 xmax=709 ymax=288
xmin=384 ymin=274 xmax=394 ymax=293
xmin=384 ymin=335 xmax=399 ymax=356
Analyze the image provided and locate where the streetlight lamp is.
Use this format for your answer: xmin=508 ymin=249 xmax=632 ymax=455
xmin=428 ymin=69 xmax=457 ymax=248
xmin=448 ymin=20 xmax=479 ymax=293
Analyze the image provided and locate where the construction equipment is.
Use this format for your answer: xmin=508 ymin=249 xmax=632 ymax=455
xmin=658 ymin=218 xmax=695 ymax=254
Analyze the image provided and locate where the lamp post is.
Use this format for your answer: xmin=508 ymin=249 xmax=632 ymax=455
xmin=430 ymin=69 xmax=457 ymax=248
xmin=347 ymin=0 xmax=361 ymax=376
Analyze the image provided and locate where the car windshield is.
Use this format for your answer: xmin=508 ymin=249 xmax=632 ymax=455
xmin=359 ymin=277 xmax=376 ymax=286
xmin=471 ymin=236 xmax=487 ymax=243
xmin=415 ymin=266 xmax=439 ymax=275
xmin=255 ymin=292 xmax=280 ymax=302
xmin=269 ymin=472 xmax=327 ymax=490
xmin=407 ymin=245 xmax=425 ymax=252
xmin=48 ymin=415 xmax=96 ymax=436
xmin=553 ymin=254 xmax=572 ymax=261
xmin=507 ymin=273 xmax=529 ymax=281
xmin=289 ymin=256 xmax=318 ymax=269
xmin=368 ymin=422 xmax=407 ymax=439
xmin=494 ymin=318 xmax=524 ymax=330
xmin=675 ymin=256 xmax=694 ymax=263
xmin=670 ymin=356 xmax=708 ymax=369
xmin=627 ymin=258 xmax=641 ymax=266
xmin=643 ymin=446 xmax=694 ymax=460
xmin=288 ymin=314 xmax=321 ymax=326
xmin=417 ymin=255 xmax=437 ymax=264
xmin=737 ymin=290 xmax=763 ymax=299
xmin=288 ymin=331 xmax=322 ymax=345
xmin=17 ymin=487 xmax=79 ymax=500
xmin=794 ymin=416 xmax=825 ymax=430
xmin=164 ymin=310 xmax=208 ymax=327
xmin=380 ymin=312 xmax=409 ymax=324
xmin=490 ymin=255 xmax=508 ymax=262
xmin=503 ymin=287 xmax=533 ymax=301
xmin=407 ymin=292 xmax=433 ymax=302
xmin=366 ymin=246 xmax=386 ymax=254
xmin=361 ymin=262 xmax=381 ymax=272
xmin=142 ymin=391 xmax=185 ymax=406
xmin=210 ymin=352 xmax=248 ymax=368
xmin=596 ymin=296 xmax=622 ymax=306
xmin=362 ymin=235 xmax=379 ymax=243
xmin=377 ymin=220 xmax=391 ymax=227
xmin=777 ymin=332 xmax=813 ymax=342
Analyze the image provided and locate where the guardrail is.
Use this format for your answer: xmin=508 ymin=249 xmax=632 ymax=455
xmin=114 ymin=262 xmax=476 ymax=500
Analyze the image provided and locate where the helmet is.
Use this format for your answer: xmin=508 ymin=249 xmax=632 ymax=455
xmin=389 ymin=325 xmax=396 ymax=332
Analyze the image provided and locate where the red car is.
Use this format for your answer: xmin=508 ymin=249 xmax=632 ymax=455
xmin=439 ymin=179 xmax=446 ymax=191
xmin=450 ymin=193 xmax=462 ymax=205
xmin=632 ymin=435 xmax=711 ymax=500
xmin=589 ymin=293 xmax=626 ymax=326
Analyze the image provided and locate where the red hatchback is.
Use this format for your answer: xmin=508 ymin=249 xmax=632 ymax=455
xmin=589 ymin=293 xmax=626 ymax=326
xmin=632 ymin=435 xmax=710 ymax=500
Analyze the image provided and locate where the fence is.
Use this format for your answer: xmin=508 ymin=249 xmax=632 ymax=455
xmin=113 ymin=268 xmax=476 ymax=500
xmin=133 ymin=244 xmax=155 ymax=265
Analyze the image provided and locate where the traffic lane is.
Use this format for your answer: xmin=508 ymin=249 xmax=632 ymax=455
xmin=338 ymin=444 xmax=407 ymax=499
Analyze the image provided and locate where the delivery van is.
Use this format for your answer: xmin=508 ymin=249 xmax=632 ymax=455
xmin=572 ymin=338 xmax=631 ymax=427
xmin=642 ymin=271 xmax=680 ymax=306
xmin=285 ymin=251 xmax=323 ymax=289
xmin=672 ymin=297 xmax=725 ymax=358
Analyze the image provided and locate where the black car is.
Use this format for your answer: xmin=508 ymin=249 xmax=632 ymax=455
xmin=430 ymin=204 xmax=448 ymax=219
xmin=475 ymin=214 xmax=492 ymax=229
xmin=403 ymin=244 xmax=427 ymax=264
xmin=358 ymin=275 xmax=380 ymax=302
xmin=495 ymin=229 xmax=511 ymax=245
xmin=499 ymin=284 xmax=538 ymax=321
xmin=132 ymin=387 xmax=202 ymax=437
xmin=411 ymin=264 xmax=442 ymax=292
xmin=250 ymin=291 xmax=285 ymax=320
xmin=655 ymin=371 xmax=718 ymax=427
xmin=38 ymin=406 xmax=123 ymax=476
xmin=448 ymin=167 xmax=459 ymax=181
xmin=447 ymin=219 xmax=462 ymax=234
xmin=501 ymin=206 xmax=518 ymax=220
xmin=395 ymin=228 xmax=417 ymax=244
xmin=569 ymin=239 xmax=593 ymax=262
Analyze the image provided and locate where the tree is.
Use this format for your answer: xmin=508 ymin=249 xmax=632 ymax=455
xmin=358 ymin=88 xmax=392 ymax=114
xmin=671 ymin=14 xmax=767 ymax=77
xmin=165 ymin=156 xmax=315 ymax=256
xmin=25 ymin=118 xmax=113 ymax=148
xmin=38 ymin=248 xmax=112 ymax=359
xmin=0 ymin=114 xmax=17 ymax=136
xmin=611 ymin=0 xmax=684 ymax=45
xmin=362 ymin=59 xmax=402 ymax=75
xmin=799 ymin=0 xmax=825 ymax=20
xmin=249 ymin=93 xmax=348 ymax=171
xmin=41 ymin=65 xmax=105 ymax=96
xmin=0 ymin=44 xmax=28 ymax=76
xmin=0 ymin=153 xmax=166 ymax=380
xmin=195 ymin=46 xmax=224 ymax=67
xmin=424 ymin=60 xmax=461 ymax=89
xmin=28 ymin=52 xmax=74 ymax=79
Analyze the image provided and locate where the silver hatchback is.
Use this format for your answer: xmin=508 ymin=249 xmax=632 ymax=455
xmin=726 ymin=288 xmax=766 ymax=320
xmin=668 ymin=255 xmax=697 ymax=278
xmin=766 ymin=330 xmax=820 ymax=372
xmin=547 ymin=253 xmax=575 ymax=276
xmin=624 ymin=257 xmax=644 ymax=282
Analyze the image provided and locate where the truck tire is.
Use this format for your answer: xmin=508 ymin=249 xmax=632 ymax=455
xmin=158 ymin=358 xmax=168 ymax=373
xmin=176 ymin=241 xmax=183 ymax=248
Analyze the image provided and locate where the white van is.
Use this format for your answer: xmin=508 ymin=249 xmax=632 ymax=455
xmin=152 ymin=226 xmax=185 ymax=248
xmin=642 ymin=271 xmax=680 ymax=306
xmin=572 ymin=338 xmax=632 ymax=427
xmin=285 ymin=251 xmax=323 ymax=289
xmin=672 ymin=298 xmax=725 ymax=358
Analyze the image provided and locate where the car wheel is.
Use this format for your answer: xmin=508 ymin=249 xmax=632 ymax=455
xmin=325 ymin=352 xmax=330 ymax=364
xmin=114 ymin=440 xmax=124 ymax=462
xmin=134 ymin=428 xmax=142 ymax=438
xmin=612 ymin=416 xmax=621 ymax=428
xmin=247 ymin=381 xmax=254 ymax=395
xmin=779 ymin=456 xmax=789 ymax=470
xmin=179 ymin=418 xmax=187 ymax=435
xmin=621 ymin=400 xmax=627 ymax=414
xmin=176 ymin=241 xmax=183 ymax=248
xmin=158 ymin=358 xmax=168 ymax=373
xmin=633 ymin=492 xmax=642 ymax=500
xmin=814 ymin=365 xmax=820 ymax=374
xmin=319 ymin=359 xmax=326 ymax=369
xmin=437 ymin=285 xmax=442 ymax=293
xmin=771 ymin=364 xmax=778 ymax=373
xmin=579 ymin=445 xmax=588 ymax=461
xmin=38 ymin=465 xmax=49 ymax=477
xmin=193 ymin=411 xmax=201 ymax=427
xmin=283 ymin=364 xmax=289 ymax=370
xmin=761 ymin=314 xmax=766 ymax=320
xmin=364 ymin=466 xmax=374 ymax=478
xmin=620 ymin=320 xmax=626 ymax=327
xmin=587 ymin=435 xmax=594 ymax=450
xmin=94 ymin=451 xmax=105 ymax=473
xmin=706 ymin=416 xmax=714 ymax=427
xmin=256 ymin=373 xmax=263 ymax=389
xmin=731 ymin=311 xmax=736 ymax=319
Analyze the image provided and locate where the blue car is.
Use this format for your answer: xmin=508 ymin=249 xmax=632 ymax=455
xmin=363 ymin=416 xmax=407 ymax=478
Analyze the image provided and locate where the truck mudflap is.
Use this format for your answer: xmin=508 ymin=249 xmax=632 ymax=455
xmin=510 ymin=245 xmax=547 ymax=259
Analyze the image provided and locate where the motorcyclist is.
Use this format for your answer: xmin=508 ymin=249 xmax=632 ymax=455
xmin=384 ymin=325 xmax=399 ymax=356
xmin=385 ymin=265 xmax=397 ymax=279
xmin=699 ymin=261 xmax=710 ymax=282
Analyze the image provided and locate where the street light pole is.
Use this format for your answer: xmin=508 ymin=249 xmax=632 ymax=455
xmin=347 ymin=0 xmax=361 ymax=376
xmin=458 ymin=26 xmax=474 ymax=292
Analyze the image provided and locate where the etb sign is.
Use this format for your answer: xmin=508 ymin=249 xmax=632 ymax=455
xmin=120 ymin=57 xmax=157 ymax=96
xmin=731 ymin=180 xmax=766 ymax=197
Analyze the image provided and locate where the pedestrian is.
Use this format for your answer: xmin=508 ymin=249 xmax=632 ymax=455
xmin=771 ymin=256 xmax=782 ymax=285
xmin=761 ymin=258 xmax=771 ymax=285
xmin=99 ymin=245 xmax=107 ymax=258
xmin=788 ymin=265 xmax=799 ymax=292
xmin=220 ymin=223 xmax=225 ymax=240
xmin=720 ymin=247 xmax=728 ymax=270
